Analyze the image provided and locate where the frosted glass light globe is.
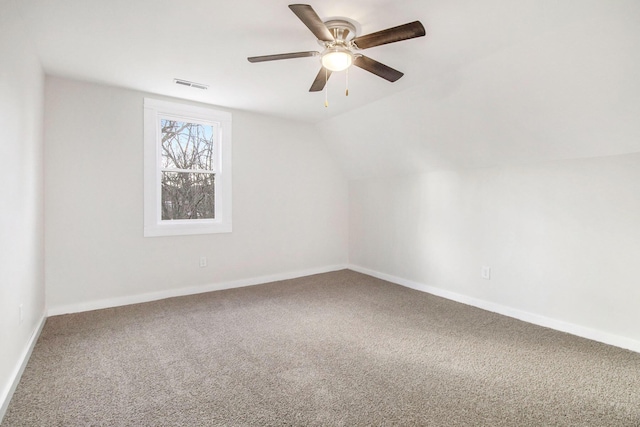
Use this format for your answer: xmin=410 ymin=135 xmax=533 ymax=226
xmin=321 ymin=47 xmax=353 ymax=72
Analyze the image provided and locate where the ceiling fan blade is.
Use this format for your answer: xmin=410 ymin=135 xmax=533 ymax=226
xmin=289 ymin=4 xmax=335 ymax=42
xmin=353 ymin=56 xmax=404 ymax=82
xmin=309 ymin=67 xmax=332 ymax=92
xmin=352 ymin=21 xmax=426 ymax=49
xmin=247 ymin=51 xmax=319 ymax=63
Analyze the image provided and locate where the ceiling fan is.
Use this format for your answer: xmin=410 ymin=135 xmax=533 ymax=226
xmin=247 ymin=4 xmax=426 ymax=93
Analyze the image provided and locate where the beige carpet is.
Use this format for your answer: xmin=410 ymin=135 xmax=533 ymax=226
xmin=3 ymin=270 xmax=640 ymax=426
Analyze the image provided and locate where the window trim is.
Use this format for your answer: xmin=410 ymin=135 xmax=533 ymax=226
xmin=144 ymin=98 xmax=232 ymax=237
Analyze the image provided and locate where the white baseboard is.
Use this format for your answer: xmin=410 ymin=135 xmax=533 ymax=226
xmin=0 ymin=312 xmax=46 ymax=423
xmin=48 ymin=264 xmax=348 ymax=316
xmin=348 ymin=264 xmax=640 ymax=354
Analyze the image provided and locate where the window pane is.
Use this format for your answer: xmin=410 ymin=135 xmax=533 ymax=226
xmin=161 ymin=120 xmax=215 ymax=170
xmin=161 ymin=172 xmax=215 ymax=220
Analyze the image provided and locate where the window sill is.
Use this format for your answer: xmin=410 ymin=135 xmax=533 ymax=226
xmin=144 ymin=220 xmax=232 ymax=237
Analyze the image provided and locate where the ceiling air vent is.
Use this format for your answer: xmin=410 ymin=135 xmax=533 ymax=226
xmin=174 ymin=79 xmax=209 ymax=90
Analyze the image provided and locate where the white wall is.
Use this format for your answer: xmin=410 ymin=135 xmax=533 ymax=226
xmin=349 ymin=153 xmax=640 ymax=351
xmin=0 ymin=0 xmax=46 ymax=418
xmin=44 ymin=77 xmax=348 ymax=313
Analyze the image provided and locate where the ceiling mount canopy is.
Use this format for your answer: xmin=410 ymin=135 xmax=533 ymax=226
xmin=247 ymin=4 xmax=426 ymax=93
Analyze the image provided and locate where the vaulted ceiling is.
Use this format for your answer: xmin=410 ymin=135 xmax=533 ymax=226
xmin=15 ymin=0 xmax=640 ymax=178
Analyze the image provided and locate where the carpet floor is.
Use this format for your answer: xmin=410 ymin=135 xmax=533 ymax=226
xmin=3 ymin=270 xmax=640 ymax=426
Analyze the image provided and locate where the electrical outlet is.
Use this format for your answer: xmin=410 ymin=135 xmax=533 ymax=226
xmin=481 ymin=266 xmax=491 ymax=280
xmin=19 ymin=304 xmax=24 ymax=324
xmin=199 ymin=256 xmax=207 ymax=268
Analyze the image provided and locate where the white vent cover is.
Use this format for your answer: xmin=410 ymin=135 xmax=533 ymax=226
xmin=173 ymin=79 xmax=209 ymax=90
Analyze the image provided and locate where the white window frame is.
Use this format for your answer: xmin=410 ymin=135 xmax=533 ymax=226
xmin=144 ymin=98 xmax=232 ymax=237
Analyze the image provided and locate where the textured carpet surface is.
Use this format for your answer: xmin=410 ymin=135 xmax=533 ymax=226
xmin=3 ymin=270 xmax=640 ymax=426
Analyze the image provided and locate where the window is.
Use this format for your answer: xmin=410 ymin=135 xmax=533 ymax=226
xmin=144 ymin=98 xmax=231 ymax=236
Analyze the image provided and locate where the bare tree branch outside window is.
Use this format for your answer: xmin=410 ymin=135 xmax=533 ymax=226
xmin=160 ymin=120 xmax=216 ymax=220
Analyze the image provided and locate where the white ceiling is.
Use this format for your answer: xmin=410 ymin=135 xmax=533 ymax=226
xmin=14 ymin=0 xmax=640 ymax=177
xmin=17 ymin=0 xmax=438 ymax=122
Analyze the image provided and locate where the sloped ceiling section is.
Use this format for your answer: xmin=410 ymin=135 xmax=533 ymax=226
xmin=317 ymin=1 xmax=640 ymax=179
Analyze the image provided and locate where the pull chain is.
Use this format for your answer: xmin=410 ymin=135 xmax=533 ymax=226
xmin=324 ymin=67 xmax=329 ymax=108
xmin=346 ymin=68 xmax=349 ymax=96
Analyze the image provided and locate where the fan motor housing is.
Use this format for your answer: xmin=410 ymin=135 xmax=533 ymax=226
xmin=322 ymin=19 xmax=357 ymax=44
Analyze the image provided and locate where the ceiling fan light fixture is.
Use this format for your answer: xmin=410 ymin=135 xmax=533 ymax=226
xmin=247 ymin=5 xmax=426 ymax=94
xmin=321 ymin=46 xmax=353 ymax=72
